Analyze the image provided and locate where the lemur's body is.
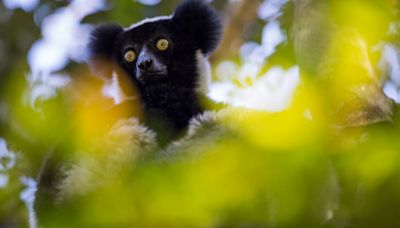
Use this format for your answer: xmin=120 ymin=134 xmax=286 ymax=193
xmin=35 ymin=1 xmax=223 ymax=220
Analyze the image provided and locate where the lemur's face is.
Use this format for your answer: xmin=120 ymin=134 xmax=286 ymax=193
xmin=88 ymin=0 xmax=222 ymax=88
xmin=114 ymin=19 xmax=197 ymax=85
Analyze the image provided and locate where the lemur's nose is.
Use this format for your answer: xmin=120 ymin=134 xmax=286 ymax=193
xmin=138 ymin=59 xmax=153 ymax=71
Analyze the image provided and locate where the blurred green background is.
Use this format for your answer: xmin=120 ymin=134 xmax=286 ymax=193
xmin=1 ymin=0 xmax=400 ymax=227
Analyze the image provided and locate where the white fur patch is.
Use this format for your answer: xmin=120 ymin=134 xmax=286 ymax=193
xmin=195 ymin=50 xmax=212 ymax=94
xmin=186 ymin=111 xmax=219 ymax=137
xmin=159 ymin=108 xmax=242 ymax=160
xmin=102 ymin=71 xmax=126 ymax=105
xmin=126 ymin=15 xmax=173 ymax=31
xmin=58 ymin=118 xmax=156 ymax=199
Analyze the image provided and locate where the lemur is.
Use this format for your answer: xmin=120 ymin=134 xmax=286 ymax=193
xmin=88 ymin=0 xmax=223 ymax=142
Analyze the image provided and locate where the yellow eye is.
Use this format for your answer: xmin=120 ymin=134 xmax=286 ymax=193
xmin=124 ymin=50 xmax=136 ymax=62
xmin=156 ymin=39 xmax=169 ymax=51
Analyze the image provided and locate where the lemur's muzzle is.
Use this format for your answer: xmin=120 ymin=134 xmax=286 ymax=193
xmin=136 ymin=47 xmax=167 ymax=82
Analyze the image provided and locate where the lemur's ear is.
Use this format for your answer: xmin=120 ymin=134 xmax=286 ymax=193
xmin=172 ymin=0 xmax=222 ymax=55
xmin=87 ymin=24 xmax=123 ymax=78
xmin=88 ymin=23 xmax=123 ymax=60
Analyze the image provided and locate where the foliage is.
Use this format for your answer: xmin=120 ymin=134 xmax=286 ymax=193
xmin=1 ymin=0 xmax=400 ymax=227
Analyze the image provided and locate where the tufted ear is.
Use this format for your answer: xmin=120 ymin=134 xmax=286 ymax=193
xmin=87 ymin=24 xmax=124 ymax=78
xmin=88 ymin=23 xmax=123 ymax=60
xmin=172 ymin=0 xmax=222 ymax=55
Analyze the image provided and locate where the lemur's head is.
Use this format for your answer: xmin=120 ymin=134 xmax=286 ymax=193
xmin=88 ymin=0 xmax=222 ymax=92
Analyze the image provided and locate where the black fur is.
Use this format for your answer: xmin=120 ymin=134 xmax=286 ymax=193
xmin=88 ymin=23 xmax=123 ymax=59
xmin=87 ymin=0 xmax=222 ymax=139
xmin=88 ymin=24 xmax=123 ymax=77
xmin=172 ymin=0 xmax=223 ymax=55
